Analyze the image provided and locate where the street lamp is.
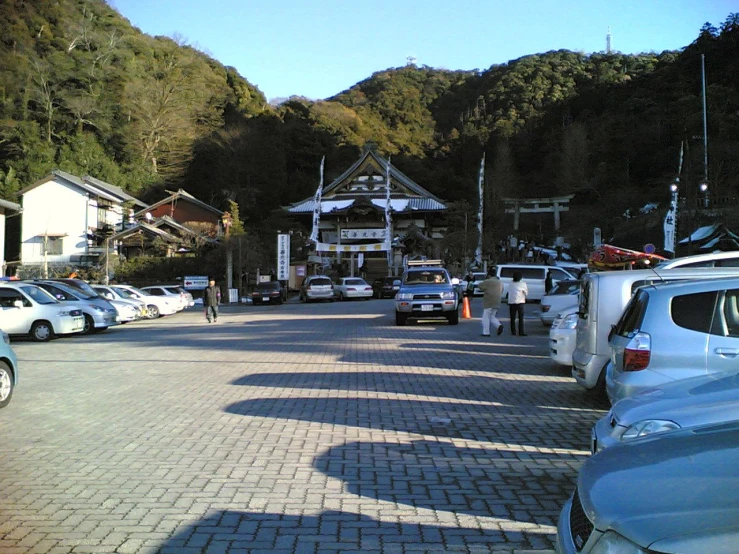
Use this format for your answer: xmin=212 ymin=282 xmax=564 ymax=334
xmin=699 ymin=183 xmax=709 ymax=208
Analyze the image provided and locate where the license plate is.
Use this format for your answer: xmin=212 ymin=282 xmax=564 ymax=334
xmin=262 ymin=297 xmax=269 ymax=302
xmin=421 ymin=304 xmax=433 ymax=312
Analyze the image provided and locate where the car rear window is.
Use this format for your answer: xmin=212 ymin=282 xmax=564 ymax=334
xmin=309 ymin=278 xmax=332 ymax=286
xmin=613 ymin=290 xmax=649 ymax=337
xmin=500 ymin=267 xmax=545 ymax=279
xmin=257 ymin=282 xmax=280 ymax=290
xmin=671 ymin=291 xmax=718 ymax=333
xmin=344 ymin=279 xmax=366 ymax=286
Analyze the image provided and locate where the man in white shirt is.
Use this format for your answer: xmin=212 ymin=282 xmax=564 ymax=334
xmin=507 ymin=271 xmax=528 ymax=336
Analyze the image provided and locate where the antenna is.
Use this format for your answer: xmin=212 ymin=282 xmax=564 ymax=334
xmin=606 ymin=27 xmax=612 ymax=54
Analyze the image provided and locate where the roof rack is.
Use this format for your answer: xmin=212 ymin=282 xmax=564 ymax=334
xmin=406 ymin=259 xmax=443 ymax=267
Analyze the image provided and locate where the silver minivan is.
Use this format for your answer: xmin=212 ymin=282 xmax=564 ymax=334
xmin=608 ymin=277 xmax=739 ymax=403
xmin=572 ymin=268 xmax=739 ymax=396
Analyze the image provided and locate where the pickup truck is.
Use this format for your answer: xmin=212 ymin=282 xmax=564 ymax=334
xmin=394 ymin=266 xmax=460 ymax=326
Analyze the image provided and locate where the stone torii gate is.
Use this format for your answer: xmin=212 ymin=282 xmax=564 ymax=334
xmin=502 ymin=195 xmax=574 ymax=231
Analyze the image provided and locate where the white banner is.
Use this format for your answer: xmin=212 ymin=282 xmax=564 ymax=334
xmin=309 ymin=157 xmax=325 ymax=243
xmin=663 ymin=196 xmax=677 ymax=253
xmin=277 ymin=234 xmax=290 ymax=280
xmin=385 ymin=158 xmax=393 ymax=265
xmin=341 ymin=228 xmax=387 ymax=240
xmin=315 ymin=242 xmax=388 ymax=253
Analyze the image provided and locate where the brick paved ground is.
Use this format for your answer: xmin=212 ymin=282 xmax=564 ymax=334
xmin=0 ymin=298 xmax=608 ymax=553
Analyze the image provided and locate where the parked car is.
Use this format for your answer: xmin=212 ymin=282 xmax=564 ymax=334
xmin=33 ymin=280 xmax=119 ymax=334
xmin=593 ymin=371 xmax=739 ymax=453
xmin=608 ymin=277 xmax=739 ymax=404
xmin=92 ymin=285 xmax=148 ymax=316
xmin=0 ymin=283 xmax=85 ymax=341
xmin=141 ymin=285 xmax=189 ymax=311
xmin=496 ymin=264 xmax=576 ymax=301
xmin=555 ymin=420 xmax=739 ymax=554
xmin=540 ymin=279 xmax=580 ymax=326
xmin=656 ymin=250 xmax=739 ymax=269
xmin=334 ymin=277 xmax=373 ymax=300
xmin=47 ymin=277 xmax=104 ymax=299
xmin=108 ymin=299 xmax=142 ymax=323
xmin=394 ymin=265 xmax=459 ymax=326
xmin=299 ymin=275 xmax=335 ymax=303
xmin=251 ymin=281 xmax=286 ymax=305
xmin=108 ymin=285 xmax=178 ymax=319
xmin=372 ymin=276 xmax=400 ymax=299
xmin=572 ymin=267 xmax=739 ymax=396
xmin=549 ymin=305 xmax=578 ymax=367
xmin=0 ymin=329 xmax=19 ymax=409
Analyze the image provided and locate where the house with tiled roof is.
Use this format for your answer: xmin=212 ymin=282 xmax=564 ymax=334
xmin=285 ymin=150 xmax=447 ymax=277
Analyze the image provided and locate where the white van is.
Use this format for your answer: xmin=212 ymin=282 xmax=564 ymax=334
xmin=656 ymin=251 xmax=739 ymax=269
xmin=572 ymin=267 xmax=739 ymax=396
xmin=496 ymin=264 xmax=577 ymax=301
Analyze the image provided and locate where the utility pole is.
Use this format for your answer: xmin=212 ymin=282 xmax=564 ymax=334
xmin=104 ymin=237 xmax=110 ymax=285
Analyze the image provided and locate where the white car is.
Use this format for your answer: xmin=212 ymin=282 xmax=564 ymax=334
xmin=549 ymin=305 xmax=578 ymax=367
xmin=540 ymin=279 xmax=580 ymax=326
xmin=334 ymin=277 xmax=373 ymax=300
xmin=109 ymin=285 xmax=178 ymax=319
xmin=0 ymin=283 xmax=85 ymax=341
xmin=93 ymin=285 xmax=148 ymax=316
xmin=109 ymin=299 xmax=142 ymax=323
xmin=141 ymin=285 xmax=189 ymax=311
xmin=0 ymin=328 xmax=19 ymax=408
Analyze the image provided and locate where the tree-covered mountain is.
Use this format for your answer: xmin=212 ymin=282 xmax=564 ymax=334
xmin=1 ymin=0 xmax=738 ymax=250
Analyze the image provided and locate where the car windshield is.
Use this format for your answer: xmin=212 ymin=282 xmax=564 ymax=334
xmin=257 ymin=282 xmax=280 ymax=290
xmin=20 ymin=285 xmax=58 ymax=305
xmin=403 ymin=270 xmax=448 ymax=285
xmin=53 ymin=283 xmax=95 ymax=299
xmin=57 ymin=279 xmax=100 ymax=298
xmin=111 ymin=287 xmax=134 ymax=298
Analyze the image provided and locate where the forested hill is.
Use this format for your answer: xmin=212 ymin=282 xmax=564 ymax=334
xmin=1 ymin=0 xmax=738 ymax=244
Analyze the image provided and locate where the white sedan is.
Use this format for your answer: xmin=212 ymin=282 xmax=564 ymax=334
xmin=0 ymin=283 xmax=85 ymax=341
xmin=334 ymin=278 xmax=373 ymax=300
xmin=549 ymin=305 xmax=578 ymax=367
xmin=109 ymin=285 xmax=178 ymax=319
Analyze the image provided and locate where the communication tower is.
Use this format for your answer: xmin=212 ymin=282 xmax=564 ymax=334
xmin=606 ymin=27 xmax=612 ymax=54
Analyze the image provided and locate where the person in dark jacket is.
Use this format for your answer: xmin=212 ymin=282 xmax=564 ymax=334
xmin=545 ymin=270 xmax=554 ymax=295
xmin=204 ymin=278 xmax=221 ymax=323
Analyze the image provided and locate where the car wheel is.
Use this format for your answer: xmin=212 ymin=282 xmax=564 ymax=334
xmin=0 ymin=361 xmax=14 ymax=408
xmin=395 ymin=312 xmax=407 ymax=326
xmin=447 ymin=311 xmax=460 ymax=325
xmin=338 ymin=292 xmax=344 ymax=301
xmin=146 ymin=305 xmax=160 ymax=319
xmin=30 ymin=320 xmax=54 ymax=342
xmin=81 ymin=314 xmax=96 ymax=335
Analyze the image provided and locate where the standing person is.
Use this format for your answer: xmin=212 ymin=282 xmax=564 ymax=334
xmin=478 ymin=266 xmax=504 ymax=337
xmin=545 ymin=269 xmax=554 ymax=295
xmin=204 ymin=278 xmax=221 ymax=323
xmin=508 ymin=271 xmax=528 ymax=336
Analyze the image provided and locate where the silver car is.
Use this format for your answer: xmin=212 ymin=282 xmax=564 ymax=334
xmin=34 ymin=281 xmax=119 ymax=334
xmin=608 ymin=277 xmax=739 ymax=403
xmin=299 ymin=275 xmax=335 ymax=303
xmin=556 ymin=420 xmax=739 ymax=554
xmin=593 ymin=371 xmax=739 ymax=453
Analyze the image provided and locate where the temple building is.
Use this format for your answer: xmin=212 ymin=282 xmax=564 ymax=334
xmin=286 ymin=150 xmax=447 ymax=279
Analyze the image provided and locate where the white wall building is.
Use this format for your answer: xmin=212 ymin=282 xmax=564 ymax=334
xmin=19 ymin=170 xmax=146 ymax=268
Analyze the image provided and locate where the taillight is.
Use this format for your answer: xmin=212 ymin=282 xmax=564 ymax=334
xmin=623 ymin=332 xmax=651 ymax=371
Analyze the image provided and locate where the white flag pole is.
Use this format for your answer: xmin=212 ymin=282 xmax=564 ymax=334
xmin=474 ymin=153 xmax=485 ymax=266
xmin=309 ymin=156 xmax=325 ymax=243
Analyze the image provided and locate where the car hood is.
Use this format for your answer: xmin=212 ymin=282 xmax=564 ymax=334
xmin=611 ymin=372 xmax=739 ymax=428
xmin=580 ymin=421 xmax=739 ymax=549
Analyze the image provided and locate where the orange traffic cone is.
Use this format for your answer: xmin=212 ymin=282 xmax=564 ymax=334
xmin=462 ymin=295 xmax=472 ymax=319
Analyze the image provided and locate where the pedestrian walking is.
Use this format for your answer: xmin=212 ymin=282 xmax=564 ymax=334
xmin=204 ymin=278 xmax=221 ymax=323
xmin=545 ymin=269 xmax=554 ymax=294
xmin=478 ymin=266 xmax=504 ymax=337
xmin=508 ymin=271 xmax=528 ymax=336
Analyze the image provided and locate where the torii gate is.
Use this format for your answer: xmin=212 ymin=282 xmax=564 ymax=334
xmin=502 ymin=195 xmax=574 ymax=231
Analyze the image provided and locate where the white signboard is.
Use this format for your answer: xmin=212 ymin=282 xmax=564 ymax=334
xmin=277 ymin=234 xmax=290 ymax=281
xmin=341 ymin=228 xmax=387 ymax=240
xmin=183 ymin=275 xmax=209 ymax=290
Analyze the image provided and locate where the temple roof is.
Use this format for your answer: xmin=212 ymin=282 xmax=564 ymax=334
xmin=286 ymin=150 xmax=446 ymax=214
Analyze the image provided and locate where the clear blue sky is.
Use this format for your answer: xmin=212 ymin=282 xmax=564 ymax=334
xmin=112 ymin=0 xmax=735 ymax=101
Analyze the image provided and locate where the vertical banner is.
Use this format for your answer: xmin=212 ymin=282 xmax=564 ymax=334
xmin=385 ymin=158 xmax=393 ymax=266
xmin=474 ymin=153 xmax=485 ymax=266
xmin=309 ymin=156 xmax=325 ymax=243
xmin=277 ymin=234 xmax=290 ymax=281
xmin=663 ymin=194 xmax=677 ymax=253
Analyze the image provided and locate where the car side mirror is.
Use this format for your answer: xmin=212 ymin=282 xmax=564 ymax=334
xmin=13 ymin=300 xmax=23 ymax=309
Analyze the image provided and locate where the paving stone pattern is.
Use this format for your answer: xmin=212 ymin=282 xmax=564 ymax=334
xmin=0 ymin=299 xmax=608 ymax=553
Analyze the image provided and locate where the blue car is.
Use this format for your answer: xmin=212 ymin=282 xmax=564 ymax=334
xmin=0 ymin=328 xmax=19 ymax=408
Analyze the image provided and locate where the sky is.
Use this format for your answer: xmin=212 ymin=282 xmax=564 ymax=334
xmin=112 ymin=0 xmax=736 ymax=101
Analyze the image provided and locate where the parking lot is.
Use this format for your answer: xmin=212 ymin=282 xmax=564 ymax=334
xmin=0 ymin=298 xmax=609 ymax=554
